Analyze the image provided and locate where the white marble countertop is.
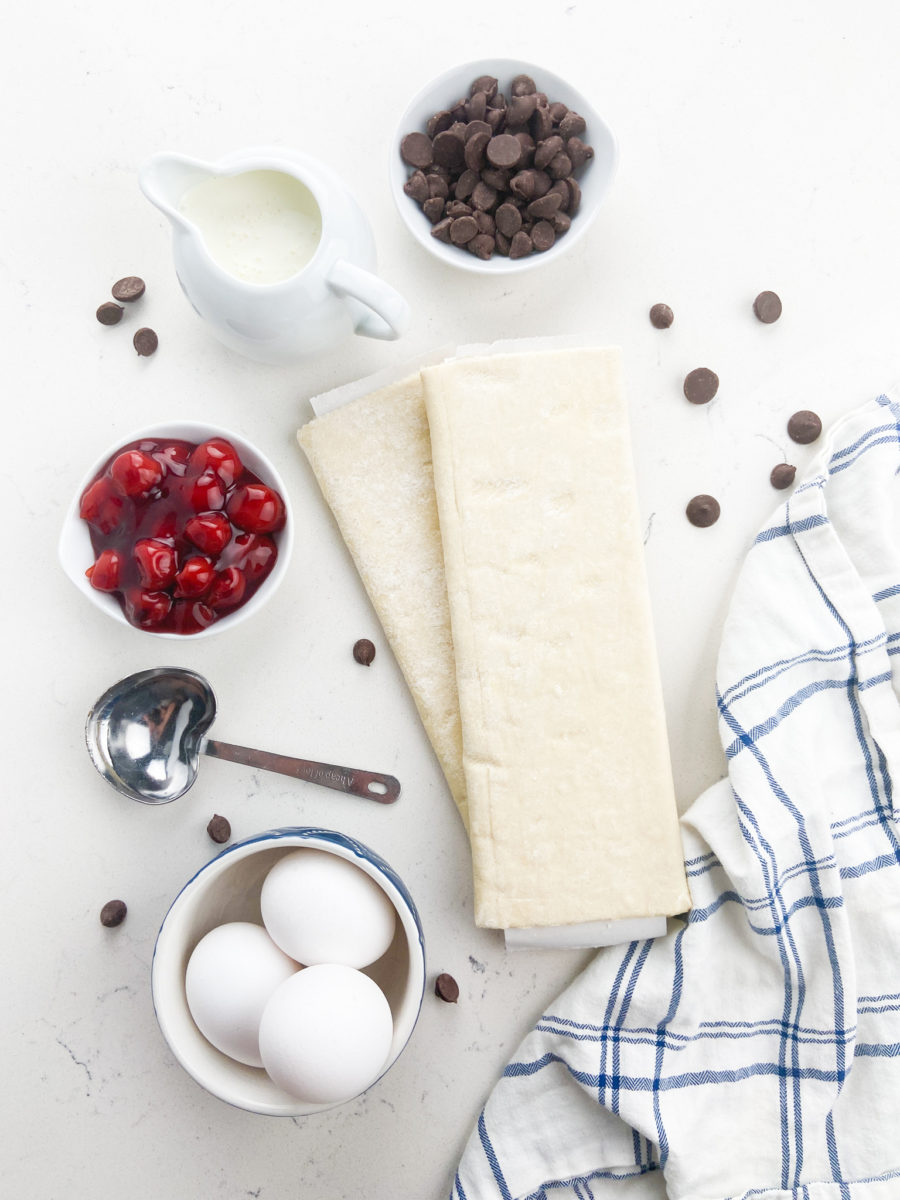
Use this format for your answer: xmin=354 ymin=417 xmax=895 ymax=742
xmin=4 ymin=2 xmax=900 ymax=1197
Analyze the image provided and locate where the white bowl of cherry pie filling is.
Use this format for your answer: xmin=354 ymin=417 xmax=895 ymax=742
xmin=59 ymin=421 xmax=293 ymax=638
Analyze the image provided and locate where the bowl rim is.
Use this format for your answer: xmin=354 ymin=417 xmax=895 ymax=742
xmin=58 ymin=420 xmax=294 ymax=640
xmin=389 ymin=57 xmax=618 ymax=276
xmin=151 ymin=827 xmax=426 ymax=1117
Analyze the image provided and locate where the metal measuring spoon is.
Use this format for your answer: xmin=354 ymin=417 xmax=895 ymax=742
xmin=85 ymin=667 xmax=401 ymax=805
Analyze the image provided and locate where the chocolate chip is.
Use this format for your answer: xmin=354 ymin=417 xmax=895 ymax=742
xmin=527 ymin=192 xmax=562 ymax=220
xmin=495 ymin=202 xmax=522 ymax=237
xmin=566 ymin=137 xmax=594 ymax=170
xmin=480 ymin=167 xmax=509 ymax=191
xmin=464 ymin=131 xmax=491 ymax=172
xmin=510 ymin=171 xmax=536 ymax=201
xmin=468 ymin=233 xmax=495 ymax=260
xmin=471 ymin=75 xmax=499 ymax=99
xmin=434 ymin=972 xmax=460 ymax=1003
xmin=770 ymin=463 xmax=797 ymax=490
xmin=507 ymin=94 xmax=538 ymax=126
xmin=465 ymin=120 xmax=492 ymax=142
xmin=650 ymin=303 xmax=674 ymax=329
xmin=787 ymin=410 xmax=822 ymax=445
xmin=403 ymin=170 xmax=429 ymax=204
xmin=509 ymin=230 xmax=533 ymax=259
xmin=547 ymin=152 xmax=573 ymax=180
xmin=432 ymin=129 xmax=466 ymax=171
xmin=454 ymin=169 xmax=479 ymax=199
xmin=531 ymin=220 xmax=556 ymax=252
xmin=566 ymin=177 xmax=582 ymax=215
xmin=400 ymin=132 xmax=434 ymax=169
xmin=753 ymin=290 xmax=783 ymax=323
xmin=426 ymin=111 xmax=453 ymax=138
xmin=353 ymin=638 xmax=376 ymax=666
xmin=446 ymin=200 xmax=474 ymax=218
xmin=427 ymin=174 xmax=450 ymax=199
xmin=531 ymin=106 xmax=554 ymax=141
xmin=683 ymin=367 xmax=719 ymax=405
xmin=486 ymin=133 xmax=522 ymax=169
xmin=96 ymin=301 xmax=123 ymax=326
xmin=431 ymin=217 xmax=454 ymax=243
xmin=551 ymin=211 xmax=571 ymax=234
xmin=559 ymin=111 xmax=587 ymax=139
xmin=450 ymin=215 xmax=478 ymax=244
xmin=207 ymin=813 xmax=231 ymax=843
xmin=534 ymin=135 xmax=564 ymax=170
xmin=471 ymin=180 xmax=498 ymax=211
xmin=686 ymin=495 xmax=721 ymax=527
xmin=111 ymin=275 xmax=146 ymax=302
xmin=100 ymin=899 xmax=127 ymax=927
xmin=474 ymin=210 xmax=495 ymax=235
xmin=510 ymin=74 xmax=537 ymax=97
xmin=467 ymin=91 xmax=488 ymax=123
xmin=423 ymin=196 xmax=445 ymax=223
xmin=133 ymin=327 xmax=158 ymax=356
xmin=549 ymin=101 xmax=568 ymax=122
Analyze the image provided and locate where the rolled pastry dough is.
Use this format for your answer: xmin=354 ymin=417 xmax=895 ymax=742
xmin=422 ymin=348 xmax=691 ymax=929
xmin=297 ymin=374 xmax=469 ymax=826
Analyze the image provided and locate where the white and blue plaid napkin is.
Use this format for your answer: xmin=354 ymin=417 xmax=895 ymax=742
xmin=451 ymin=394 xmax=900 ymax=1200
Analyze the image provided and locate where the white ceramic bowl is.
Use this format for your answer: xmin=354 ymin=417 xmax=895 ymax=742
xmin=390 ymin=58 xmax=617 ymax=275
xmin=58 ymin=421 xmax=293 ymax=639
xmin=151 ymin=828 xmax=426 ymax=1116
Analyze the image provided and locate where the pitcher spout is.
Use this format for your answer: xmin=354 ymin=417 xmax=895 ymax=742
xmin=139 ymin=153 xmax=213 ymax=227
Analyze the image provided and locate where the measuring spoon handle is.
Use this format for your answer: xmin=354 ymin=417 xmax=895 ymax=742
xmin=202 ymin=739 xmax=401 ymax=804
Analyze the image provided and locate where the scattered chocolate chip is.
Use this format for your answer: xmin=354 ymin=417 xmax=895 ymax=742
xmin=100 ymin=899 xmax=127 ymax=927
xmin=434 ymin=972 xmax=460 ymax=1003
xmin=787 ymin=410 xmax=822 ymax=445
xmin=133 ymin=327 xmax=158 ymax=357
xmin=207 ymin=814 xmax=231 ymax=844
xmin=770 ymin=463 xmax=797 ymax=490
xmin=111 ymin=275 xmax=146 ymax=302
xmin=353 ymin=638 xmax=376 ymax=666
xmin=683 ymin=367 xmax=719 ymax=405
xmin=686 ymin=495 xmax=721 ymax=527
xmin=649 ymin=303 xmax=674 ymax=329
xmin=753 ymin=290 xmax=782 ymax=324
xmin=96 ymin=301 xmax=124 ymax=326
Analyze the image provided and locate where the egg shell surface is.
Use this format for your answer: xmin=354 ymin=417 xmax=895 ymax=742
xmin=185 ymin=921 xmax=300 ymax=1067
xmin=258 ymin=963 xmax=393 ymax=1103
xmin=260 ymin=848 xmax=397 ymax=968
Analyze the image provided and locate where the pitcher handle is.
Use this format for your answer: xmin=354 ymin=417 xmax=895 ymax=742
xmin=328 ymin=259 xmax=410 ymax=341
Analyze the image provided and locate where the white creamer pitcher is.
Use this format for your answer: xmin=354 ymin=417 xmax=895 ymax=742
xmin=140 ymin=147 xmax=410 ymax=363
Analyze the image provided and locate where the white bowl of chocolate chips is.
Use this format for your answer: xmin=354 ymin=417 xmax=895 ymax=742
xmin=391 ymin=58 xmax=617 ymax=274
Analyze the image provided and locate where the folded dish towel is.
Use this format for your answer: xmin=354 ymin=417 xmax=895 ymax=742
xmin=452 ymin=393 xmax=900 ymax=1200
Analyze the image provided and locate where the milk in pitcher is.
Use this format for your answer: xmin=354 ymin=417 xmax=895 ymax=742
xmin=178 ymin=170 xmax=323 ymax=285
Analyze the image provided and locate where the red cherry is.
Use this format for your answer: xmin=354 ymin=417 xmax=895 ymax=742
xmin=133 ymin=539 xmax=177 ymax=589
xmin=207 ymin=566 xmax=246 ymax=610
xmin=184 ymin=512 xmax=232 ymax=557
xmin=189 ymin=439 xmax=244 ymax=488
xmin=146 ymin=508 xmax=178 ymax=541
xmin=171 ymin=600 xmax=216 ymax=635
xmin=227 ymin=533 xmax=278 ymax=581
xmin=85 ymin=548 xmax=122 ymax=592
xmin=175 ymin=555 xmax=215 ymax=598
xmin=80 ymin=477 xmax=125 ymax=534
xmin=125 ymin=588 xmax=172 ymax=628
xmin=109 ymin=450 xmax=163 ymax=498
xmin=226 ymin=483 xmax=286 ymax=534
xmin=189 ymin=471 xmax=226 ymax=512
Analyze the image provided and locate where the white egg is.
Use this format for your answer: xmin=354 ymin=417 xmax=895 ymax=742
xmin=185 ymin=922 xmax=300 ymax=1067
xmin=258 ymin=963 xmax=393 ymax=1103
xmin=260 ymin=849 xmax=397 ymax=968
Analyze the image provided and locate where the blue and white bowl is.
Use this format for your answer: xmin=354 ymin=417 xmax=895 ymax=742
xmin=151 ymin=828 xmax=426 ymax=1115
